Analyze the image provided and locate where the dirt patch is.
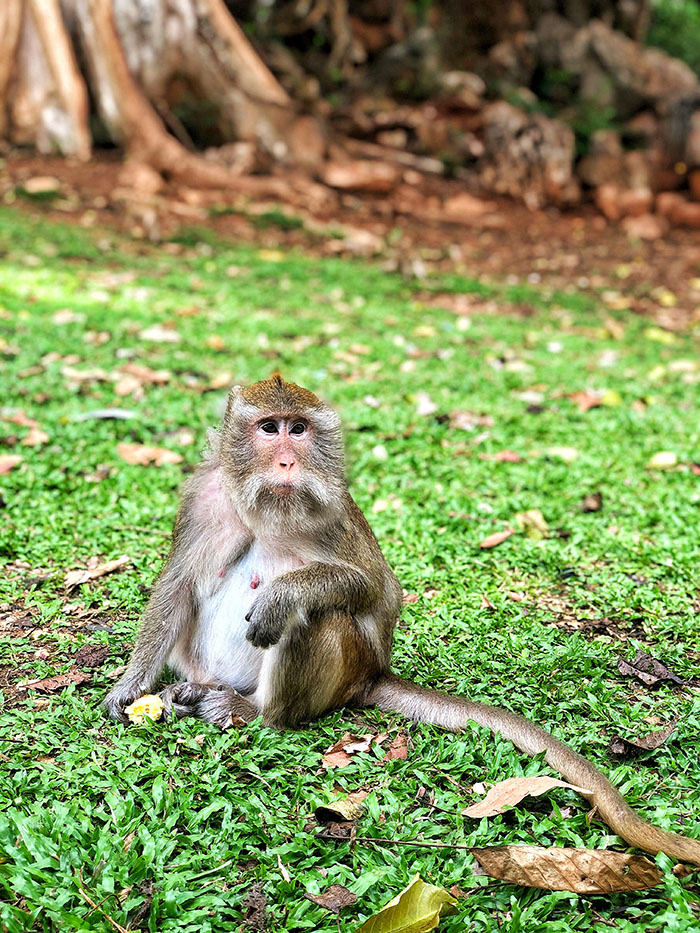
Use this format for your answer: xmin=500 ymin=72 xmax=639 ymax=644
xmin=3 ymin=151 xmax=700 ymax=330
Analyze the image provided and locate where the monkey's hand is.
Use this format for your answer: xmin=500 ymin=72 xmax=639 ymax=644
xmin=245 ymin=582 xmax=303 ymax=648
xmin=104 ymin=680 xmax=146 ymax=723
xmin=160 ymin=682 xmax=257 ymax=728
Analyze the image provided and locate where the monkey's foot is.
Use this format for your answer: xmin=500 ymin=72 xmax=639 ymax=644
xmin=160 ymin=682 xmax=258 ymax=729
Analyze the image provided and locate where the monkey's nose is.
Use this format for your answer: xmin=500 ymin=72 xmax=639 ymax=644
xmin=279 ymin=457 xmax=295 ymax=471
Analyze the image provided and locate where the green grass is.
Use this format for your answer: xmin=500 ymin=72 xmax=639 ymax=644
xmin=0 ymin=206 xmax=699 ymax=931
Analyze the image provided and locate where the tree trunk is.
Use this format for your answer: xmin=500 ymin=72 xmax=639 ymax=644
xmin=0 ymin=0 xmax=325 ymax=187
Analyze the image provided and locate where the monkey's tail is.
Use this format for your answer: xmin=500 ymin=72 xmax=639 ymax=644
xmin=368 ymin=673 xmax=700 ymax=866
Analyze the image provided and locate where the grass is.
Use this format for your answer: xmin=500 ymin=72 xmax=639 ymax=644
xmin=0 ymin=205 xmax=699 ymax=931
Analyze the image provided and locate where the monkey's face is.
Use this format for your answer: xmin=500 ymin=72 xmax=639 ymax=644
xmin=220 ymin=378 xmax=346 ymax=533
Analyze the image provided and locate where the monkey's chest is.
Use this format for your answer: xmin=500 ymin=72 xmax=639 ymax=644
xmin=185 ymin=545 xmax=303 ymax=692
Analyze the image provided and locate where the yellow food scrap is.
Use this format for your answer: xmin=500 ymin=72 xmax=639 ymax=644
xmin=124 ymin=694 xmax=164 ymax=724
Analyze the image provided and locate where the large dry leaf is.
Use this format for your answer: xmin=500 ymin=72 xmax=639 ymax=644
xmin=569 ymin=391 xmax=603 ymax=412
xmin=305 ymin=884 xmax=357 ymax=914
xmin=383 ymin=733 xmax=409 ymax=761
xmin=515 ymin=509 xmax=548 ymax=540
xmin=0 ymin=409 xmax=38 ymax=428
xmin=64 ymin=555 xmax=131 ymax=589
xmin=471 ymin=846 xmax=662 ymax=894
xmin=608 ymin=719 xmax=678 ymax=757
xmin=357 ymin=874 xmax=457 ymax=933
xmin=315 ymin=790 xmax=369 ymax=823
xmin=21 ymin=428 xmax=49 ymax=446
xmin=321 ymin=732 xmax=376 ymax=769
xmin=0 ymin=455 xmax=23 ymax=474
xmin=117 ymin=442 xmax=183 ymax=466
xmin=617 ymin=650 xmax=684 ymax=687
xmin=463 ymin=776 xmax=592 ymax=818
xmin=20 ymin=670 xmax=91 ymax=693
xmin=479 ymin=528 xmax=514 ymax=549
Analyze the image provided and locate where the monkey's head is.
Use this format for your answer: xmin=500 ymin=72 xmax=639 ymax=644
xmin=219 ymin=375 xmax=346 ymax=534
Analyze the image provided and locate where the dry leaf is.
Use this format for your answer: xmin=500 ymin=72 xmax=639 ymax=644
xmin=20 ymin=670 xmax=91 ymax=693
xmin=415 ymin=393 xmax=438 ymax=417
xmin=479 ymin=449 xmax=523 ymax=462
xmin=617 ymin=650 xmax=684 ymax=687
xmin=315 ymin=791 xmax=369 ymax=823
xmin=21 ymin=428 xmax=49 ymax=447
xmin=471 ymin=845 xmax=662 ymax=893
xmin=646 ymin=451 xmax=678 ymax=470
xmin=569 ymin=391 xmax=603 ymax=412
xmin=64 ymin=555 xmax=131 ymax=589
xmin=117 ymin=442 xmax=183 ymax=466
xmin=357 ymin=874 xmax=457 ymax=932
xmin=608 ymin=719 xmax=678 ymax=757
xmin=0 ymin=410 xmax=38 ymax=428
xmin=515 ymin=509 xmax=548 ymax=540
xmin=241 ymin=882 xmax=267 ymax=931
xmin=449 ymin=410 xmax=494 ymax=431
xmin=383 ymin=733 xmax=409 ymax=761
xmin=0 ymin=455 xmax=22 ymax=474
xmin=463 ymin=776 xmax=592 ymax=818
xmin=321 ymin=732 xmax=377 ymax=769
xmin=305 ymin=884 xmax=357 ymax=914
xmin=479 ymin=528 xmax=514 ymax=549
xmin=139 ymin=324 xmax=181 ymax=343
xmin=546 ymin=446 xmax=579 ymax=463
xmin=581 ymin=491 xmax=603 ymax=513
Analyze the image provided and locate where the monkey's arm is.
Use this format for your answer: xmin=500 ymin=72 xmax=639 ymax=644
xmin=104 ymin=570 xmax=196 ymax=721
xmin=245 ymin=561 xmax=382 ymax=648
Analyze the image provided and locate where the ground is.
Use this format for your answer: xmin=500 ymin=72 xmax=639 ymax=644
xmin=0 ymin=162 xmax=699 ymax=931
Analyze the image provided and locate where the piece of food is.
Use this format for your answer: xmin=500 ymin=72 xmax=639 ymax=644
xmin=124 ymin=694 xmax=164 ymax=724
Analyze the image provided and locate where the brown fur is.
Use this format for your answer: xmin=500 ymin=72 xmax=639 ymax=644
xmin=105 ymin=376 xmax=700 ymax=867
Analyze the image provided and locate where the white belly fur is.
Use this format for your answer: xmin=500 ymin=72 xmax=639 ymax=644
xmin=169 ymin=543 xmax=303 ymax=695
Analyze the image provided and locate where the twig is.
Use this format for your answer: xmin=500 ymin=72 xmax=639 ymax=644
xmin=188 ymin=858 xmax=233 ymax=881
xmin=76 ymin=877 xmax=131 ymax=933
xmin=320 ymin=832 xmax=475 ymax=851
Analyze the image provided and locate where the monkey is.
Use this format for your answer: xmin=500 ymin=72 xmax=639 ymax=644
xmin=105 ymin=374 xmax=700 ymax=867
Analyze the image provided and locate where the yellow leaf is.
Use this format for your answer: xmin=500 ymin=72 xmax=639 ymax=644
xmin=644 ymin=326 xmax=675 ymax=345
xmin=600 ymin=389 xmax=622 ymax=407
xmin=515 ymin=509 xmax=548 ymax=540
xmin=257 ymin=249 xmax=285 ymax=262
xmin=124 ymin=694 xmax=164 ymax=724
xmin=357 ymin=875 xmax=457 ymax=933
xmin=646 ymin=451 xmax=677 ymax=470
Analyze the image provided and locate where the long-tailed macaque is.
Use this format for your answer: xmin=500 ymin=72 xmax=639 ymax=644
xmin=105 ymin=375 xmax=700 ymax=866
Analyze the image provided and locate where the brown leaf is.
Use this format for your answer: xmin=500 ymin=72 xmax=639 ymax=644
xmin=471 ymin=845 xmax=662 ymax=893
xmin=241 ymin=882 xmax=267 ymax=931
xmin=117 ymin=442 xmax=183 ymax=466
xmin=608 ymin=719 xmax=678 ymax=758
xmin=450 ymin=410 xmax=494 ymax=431
xmin=581 ymin=491 xmax=603 ymax=513
xmin=479 ymin=449 xmax=523 ymax=462
xmin=0 ymin=410 xmax=38 ymax=428
xmin=479 ymin=528 xmax=514 ymax=549
xmin=20 ymin=670 xmax=91 ymax=693
xmin=321 ymin=732 xmax=377 ymax=769
xmin=315 ymin=790 xmax=369 ymax=823
xmin=463 ymin=776 xmax=591 ymax=818
xmin=569 ymin=391 xmax=603 ymax=412
xmin=617 ymin=650 xmax=684 ymax=687
xmin=21 ymin=428 xmax=49 ymax=447
xmin=0 ymin=455 xmax=22 ymax=474
xmin=383 ymin=733 xmax=409 ymax=761
xmin=64 ymin=555 xmax=131 ymax=589
xmin=305 ymin=884 xmax=357 ymax=914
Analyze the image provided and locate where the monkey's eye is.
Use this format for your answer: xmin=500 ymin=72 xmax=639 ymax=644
xmin=289 ymin=422 xmax=306 ymax=436
xmin=259 ymin=421 xmax=279 ymax=435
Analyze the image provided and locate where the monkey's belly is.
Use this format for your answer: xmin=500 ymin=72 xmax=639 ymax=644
xmin=168 ymin=545 xmax=300 ymax=694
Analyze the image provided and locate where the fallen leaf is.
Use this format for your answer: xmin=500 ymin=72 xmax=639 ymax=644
xmin=322 ymin=732 xmax=376 ymax=769
xmin=117 ymin=442 xmax=183 ymax=466
xmin=305 ymin=884 xmax=357 ymax=914
xmin=21 ymin=428 xmax=49 ymax=447
xmin=569 ymin=391 xmax=603 ymax=412
xmin=0 ymin=455 xmax=22 ymax=474
xmin=479 ymin=528 xmax=514 ymax=549
xmin=617 ymin=650 xmax=684 ymax=687
xmin=0 ymin=410 xmax=38 ymax=428
xmin=449 ymin=410 xmax=494 ymax=431
xmin=64 ymin=555 xmax=131 ymax=589
xmin=415 ymin=393 xmax=438 ymax=417
xmin=463 ymin=776 xmax=591 ymax=818
xmin=471 ymin=845 xmax=661 ymax=893
xmin=357 ymin=874 xmax=457 ymax=932
xmin=242 ymin=882 xmax=267 ymax=932
xmin=644 ymin=326 xmax=675 ymax=345
xmin=581 ymin=491 xmax=603 ymax=512
xmin=20 ymin=670 xmax=91 ymax=693
xmin=139 ymin=324 xmax=181 ymax=343
xmin=515 ymin=509 xmax=548 ymax=540
xmin=546 ymin=446 xmax=579 ymax=463
xmin=315 ymin=791 xmax=368 ymax=823
xmin=646 ymin=451 xmax=677 ymax=470
xmin=207 ymin=372 xmax=234 ymax=390
xmin=608 ymin=719 xmax=678 ymax=758
xmin=383 ymin=733 xmax=409 ymax=761
xmin=479 ymin=449 xmax=523 ymax=463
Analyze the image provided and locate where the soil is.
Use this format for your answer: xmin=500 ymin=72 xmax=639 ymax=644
xmin=2 ymin=151 xmax=700 ymax=331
